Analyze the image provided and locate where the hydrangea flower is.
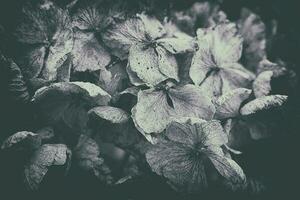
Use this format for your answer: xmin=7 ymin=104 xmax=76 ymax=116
xmin=190 ymin=22 xmax=255 ymax=98
xmin=15 ymin=3 xmax=74 ymax=81
xmin=146 ymin=119 xmax=246 ymax=192
xmin=132 ymin=83 xmax=215 ymax=143
xmin=102 ymin=13 xmax=195 ymax=86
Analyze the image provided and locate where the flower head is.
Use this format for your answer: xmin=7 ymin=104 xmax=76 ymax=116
xmin=146 ymin=119 xmax=246 ymax=192
xmin=190 ymin=22 xmax=255 ymax=98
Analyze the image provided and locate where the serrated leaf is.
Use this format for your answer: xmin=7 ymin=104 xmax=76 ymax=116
xmin=24 ymin=144 xmax=71 ymax=190
xmin=253 ymin=71 xmax=273 ymax=97
xmin=88 ymin=106 xmax=129 ymax=124
xmin=240 ymin=95 xmax=287 ymax=116
xmin=214 ymin=88 xmax=252 ymax=119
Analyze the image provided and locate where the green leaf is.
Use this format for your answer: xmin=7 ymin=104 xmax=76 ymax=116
xmin=240 ymin=95 xmax=288 ymax=116
xmin=24 ymin=144 xmax=71 ymax=190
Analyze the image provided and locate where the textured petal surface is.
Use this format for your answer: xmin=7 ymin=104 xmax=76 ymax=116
xmin=168 ymin=84 xmax=215 ymax=120
xmin=72 ymin=31 xmax=111 ymax=72
xmin=24 ymin=144 xmax=71 ymax=190
xmin=129 ymin=45 xmax=167 ymax=86
xmin=214 ymin=88 xmax=252 ymax=119
xmin=240 ymin=95 xmax=288 ymax=116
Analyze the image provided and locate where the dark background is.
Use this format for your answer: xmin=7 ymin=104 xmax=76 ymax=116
xmin=0 ymin=0 xmax=299 ymax=199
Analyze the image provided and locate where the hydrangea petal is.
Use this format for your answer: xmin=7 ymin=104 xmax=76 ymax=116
xmin=138 ymin=13 xmax=166 ymax=40
xmin=220 ymin=63 xmax=255 ymax=92
xmin=128 ymin=45 xmax=167 ymax=86
xmin=240 ymin=95 xmax=288 ymax=116
xmin=132 ymin=89 xmax=175 ymax=134
xmin=214 ymin=88 xmax=252 ymax=119
xmin=88 ymin=106 xmax=130 ymax=124
xmin=146 ymin=140 xmax=207 ymax=192
xmin=253 ymin=71 xmax=273 ymax=98
xmin=156 ymin=33 xmax=195 ymax=54
xmin=213 ymin=22 xmax=243 ymax=65
xmin=189 ymin=29 xmax=215 ymax=85
xmin=206 ymin=147 xmax=246 ymax=184
xmin=24 ymin=144 xmax=71 ymax=190
xmin=238 ymin=8 xmax=266 ymax=71
xmin=1 ymin=131 xmax=41 ymax=150
xmin=197 ymin=120 xmax=228 ymax=146
xmin=102 ymin=17 xmax=146 ymax=59
xmin=156 ymin=46 xmax=179 ymax=81
xmin=168 ymin=84 xmax=215 ymax=120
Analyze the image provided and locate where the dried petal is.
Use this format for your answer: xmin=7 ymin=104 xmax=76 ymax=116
xmin=214 ymin=88 xmax=252 ymax=119
xmin=24 ymin=144 xmax=71 ymax=190
xmin=138 ymin=13 xmax=166 ymax=40
xmin=168 ymin=84 xmax=215 ymax=120
xmin=102 ymin=17 xmax=146 ymax=59
xmin=74 ymin=135 xmax=113 ymax=183
xmin=88 ymin=106 xmax=130 ymax=124
xmin=72 ymin=31 xmax=111 ymax=72
xmin=128 ymin=44 xmax=168 ymax=86
xmin=1 ymin=131 xmax=41 ymax=150
xmin=240 ymin=95 xmax=288 ymax=116
xmin=1 ymin=55 xmax=30 ymax=102
xmin=32 ymin=82 xmax=111 ymax=131
xmin=253 ymin=71 xmax=273 ymax=97
xmin=132 ymin=89 xmax=175 ymax=134
xmin=238 ymin=8 xmax=266 ymax=71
